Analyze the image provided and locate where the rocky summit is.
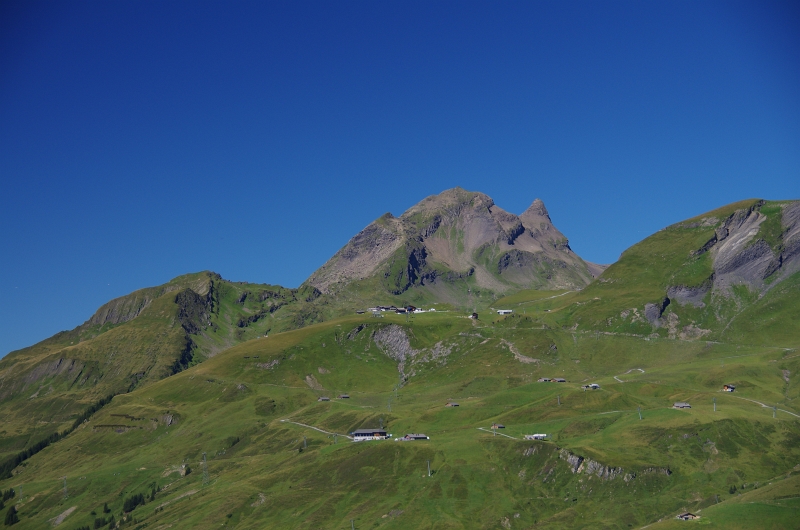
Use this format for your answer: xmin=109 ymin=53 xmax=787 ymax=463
xmin=306 ymin=188 xmax=603 ymax=300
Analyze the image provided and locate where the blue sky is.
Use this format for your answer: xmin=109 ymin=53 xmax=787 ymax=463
xmin=1 ymin=0 xmax=798 ymax=356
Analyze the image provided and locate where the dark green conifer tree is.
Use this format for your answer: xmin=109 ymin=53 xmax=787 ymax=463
xmin=4 ymin=505 xmax=19 ymax=526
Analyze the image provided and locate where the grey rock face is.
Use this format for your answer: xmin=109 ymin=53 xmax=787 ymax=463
xmin=667 ymin=284 xmax=709 ymax=308
xmin=372 ymin=325 xmax=418 ymax=375
xmin=644 ymin=297 xmax=670 ymax=327
xmin=680 ymin=201 xmax=800 ymax=298
xmin=559 ymin=449 xmax=584 ymax=473
xmin=558 ymin=448 xmax=668 ymax=482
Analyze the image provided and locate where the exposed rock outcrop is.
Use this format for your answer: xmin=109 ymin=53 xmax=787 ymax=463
xmin=558 ymin=448 xmax=670 ymax=482
xmin=644 ymin=297 xmax=671 ymax=327
xmin=691 ymin=200 xmax=800 ymax=295
xmin=667 ymin=284 xmax=710 ymax=308
xmin=371 ymin=324 xmax=456 ymax=379
xmin=373 ymin=325 xmax=419 ymax=375
xmin=306 ymin=188 xmax=596 ymax=296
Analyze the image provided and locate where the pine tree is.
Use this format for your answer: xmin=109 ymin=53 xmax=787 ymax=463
xmin=103 ymin=502 xmax=110 ymax=514
xmin=4 ymin=505 xmax=19 ymax=526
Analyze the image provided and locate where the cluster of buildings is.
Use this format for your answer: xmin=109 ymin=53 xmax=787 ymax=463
xmin=350 ymin=429 xmax=430 ymax=442
xmin=317 ymin=394 xmax=349 ymax=402
xmin=538 ymin=377 xmax=567 ymax=383
xmin=361 ymin=305 xmax=436 ymax=315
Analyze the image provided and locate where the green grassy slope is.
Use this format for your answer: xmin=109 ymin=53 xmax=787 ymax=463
xmin=0 ymin=308 xmax=797 ymax=529
xmin=494 ymin=200 xmax=800 ymax=346
xmin=1 ymin=198 xmax=799 ymax=529
xmin=0 ymin=272 xmax=320 ymax=464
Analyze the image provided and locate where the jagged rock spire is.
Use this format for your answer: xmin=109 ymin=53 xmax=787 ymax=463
xmin=521 ymin=198 xmax=550 ymax=221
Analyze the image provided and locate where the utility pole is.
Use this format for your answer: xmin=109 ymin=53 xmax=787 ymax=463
xmin=557 ymin=395 xmax=561 ymax=406
xmin=774 ymin=405 xmax=777 ymax=419
xmin=303 ymin=436 xmax=307 ymax=449
xmin=62 ymin=476 xmax=68 ymax=500
xmin=202 ymin=452 xmax=209 ymax=485
xmin=351 ymin=519 xmax=355 ymax=530
xmin=334 ymin=434 xmax=337 ymax=444
xmin=713 ymin=397 xmax=716 ymax=412
xmin=637 ymin=407 xmax=642 ymax=420
xmin=379 ymin=417 xmax=383 ymax=429
xmin=427 ymin=460 xmax=431 ymax=477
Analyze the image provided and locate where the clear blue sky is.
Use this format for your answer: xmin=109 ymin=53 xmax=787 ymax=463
xmin=1 ymin=1 xmax=798 ymax=356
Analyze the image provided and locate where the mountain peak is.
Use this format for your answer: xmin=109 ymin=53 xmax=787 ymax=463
xmin=521 ymin=198 xmax=550 ymax=221
xmin=401 ymin=187 xmax=494 ymax=218
xmin=306 ymin=189 xmax=594 ymax=295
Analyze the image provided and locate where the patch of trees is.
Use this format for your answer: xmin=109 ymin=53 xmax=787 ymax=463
xmin=92 ymin=514 xmax=114 ymax=528
xmin=71 ymin=395 xmax=115 ymax=429
xmin=0 ymin=394 xmax=114 ymax=479
xmin=0 ymin=488 xmax=13 ymax=512
xmin=117 ymin=483 xmax=161 ymax=519
xmin=4 ymin=506 xmax=19 ymax=526
xmin=122 ymin=493 xmax=145 ymax=513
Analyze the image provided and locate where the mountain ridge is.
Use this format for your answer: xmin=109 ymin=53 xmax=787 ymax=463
xmin=0 ymin=195 xmax=799 ymax=529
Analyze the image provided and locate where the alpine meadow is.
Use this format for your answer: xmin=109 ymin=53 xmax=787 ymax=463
xmin=1 ymin=189 xmax=799 ymax=530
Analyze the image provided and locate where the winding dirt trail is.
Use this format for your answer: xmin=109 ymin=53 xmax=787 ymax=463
xmin=614 ymin=368 xmax=645 ymax=382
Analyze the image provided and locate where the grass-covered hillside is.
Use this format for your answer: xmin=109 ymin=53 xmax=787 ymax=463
xmin=494 ymin=199 xmax=800 ymax=346
xmin=0 ymin=197 xmax=798 ymax=529
xmin=0 ymin=306 xmax=798 ymax=529
xmin=0 ymin=272 xmax=321 ymax=465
